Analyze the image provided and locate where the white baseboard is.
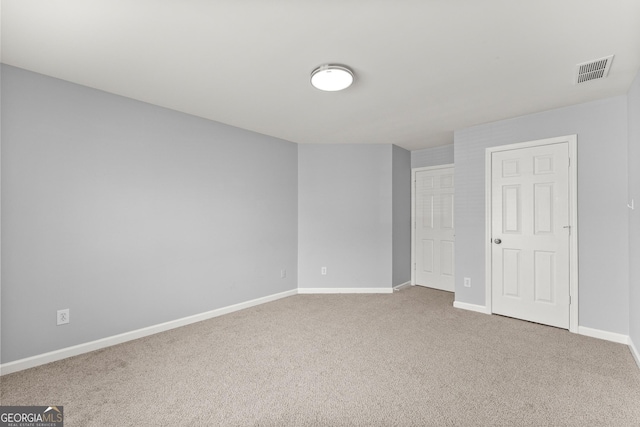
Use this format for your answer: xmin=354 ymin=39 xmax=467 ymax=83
xmin=297 ymin=288 xmax=393 ymax=294
xmin=630 ymin=338 xmax=640 ymax=370
xmin=453 ymin=300 xmax=491 ymax=314
xmin=0 ymin=288 xmax=297 ymax=376
xmin=577 ymin=326 xmax=629 ymax=345
xmin=393 ymin=281 xmax=411 ymax=291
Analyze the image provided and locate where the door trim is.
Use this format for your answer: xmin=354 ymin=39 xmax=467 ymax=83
xmin=411 ymin=164 xmax=455 ymax=287
xmin=484 ymin=135 xmax=578 ymax=333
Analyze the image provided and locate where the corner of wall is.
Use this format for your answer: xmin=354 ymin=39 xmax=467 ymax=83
xmin=627 ymin=68 xmax=640 ymax=354
xmin=392 ymin=145 xmax=411 ymax=286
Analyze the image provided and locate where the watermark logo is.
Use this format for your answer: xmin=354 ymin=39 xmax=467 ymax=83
xmin=0 ymin=406 xmax=63 ymax=427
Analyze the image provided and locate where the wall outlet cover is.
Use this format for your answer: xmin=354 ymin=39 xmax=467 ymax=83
xmin=57 ymin=309 xmax=70 ymax=325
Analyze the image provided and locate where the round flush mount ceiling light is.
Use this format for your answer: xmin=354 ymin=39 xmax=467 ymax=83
xmin=310 ymin=64 xmax=354 ymax=91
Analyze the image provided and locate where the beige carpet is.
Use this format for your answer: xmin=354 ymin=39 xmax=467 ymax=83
xmin=2 ymin=286 xmax=639 ymax=426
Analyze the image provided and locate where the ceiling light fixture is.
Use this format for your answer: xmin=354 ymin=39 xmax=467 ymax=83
xmin=310 ymin=64 xmax=354 ymax=91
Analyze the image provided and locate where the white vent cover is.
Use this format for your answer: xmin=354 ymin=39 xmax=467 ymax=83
xmin=575 ymin=55 xmax=614 ymax=84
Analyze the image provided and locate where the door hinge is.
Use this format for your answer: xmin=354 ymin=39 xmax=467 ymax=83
xmin=563 ymin=225 xmax=571 ymax=235
xmin=569 ymin=295 xmax=572 ymax=305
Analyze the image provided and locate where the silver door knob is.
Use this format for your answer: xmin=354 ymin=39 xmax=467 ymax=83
xmin=494 ymin=238 xmax=502 ymax=244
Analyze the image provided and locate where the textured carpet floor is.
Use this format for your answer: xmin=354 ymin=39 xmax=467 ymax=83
xmin=2 ymin=286 xmax=639 ymax=426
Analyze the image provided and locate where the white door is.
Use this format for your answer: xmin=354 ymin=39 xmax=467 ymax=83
xmin=414 ymin=166 xmax=455 ymax=292
xmin=491 ymin=142 xmax=570 ymax=328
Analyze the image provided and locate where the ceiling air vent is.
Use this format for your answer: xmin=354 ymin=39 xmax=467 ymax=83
xmin=575 ymin=55 xmax=614 ymax=84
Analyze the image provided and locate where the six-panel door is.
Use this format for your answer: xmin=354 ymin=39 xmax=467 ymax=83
xmin=491 ymin=143 xmax=570 ymax=329
xmin=415 ymin=167 xmax=455 ymax=292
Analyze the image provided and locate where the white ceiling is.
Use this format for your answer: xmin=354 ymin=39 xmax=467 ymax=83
xmin=2 ymin=1 xmax=640 ymax=151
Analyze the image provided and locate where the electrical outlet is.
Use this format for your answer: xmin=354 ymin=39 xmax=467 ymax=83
xmin=321 ymin=267 xmax=327 ymax=275
xmin=464 ymin=277 xmax=471 ymax=288
xmin=281 ymin=269 xmax=287 ymax=279
xmin=57 ymin=309 xmax=70 ymax=325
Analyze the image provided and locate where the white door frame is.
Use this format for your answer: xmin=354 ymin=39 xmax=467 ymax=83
xmin=485 ymin=135 xmax=578 ymax=332
xmin=411 ymin=163 xmax=455 ymax=287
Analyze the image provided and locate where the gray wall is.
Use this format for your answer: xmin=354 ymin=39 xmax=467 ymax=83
xmin=629 ymin=70 xmax=640 ymax=348
xmin=411 ymin=144 xmax=454 ymax=169
xmin=1 ymin=65 xmax=298 ymax=363
xmin=392 ymin=145 xmax=411 ymax=286
xmin=298 ymin=144 xmax=393 ymax=289
xmin=454 ymin=96 xmax=629 ymax=335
